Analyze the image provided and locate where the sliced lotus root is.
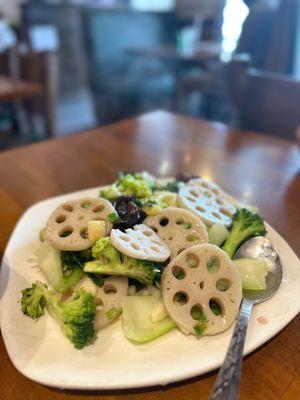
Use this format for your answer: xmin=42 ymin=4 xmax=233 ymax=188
xmin=187 ymin=178 xmax=224 ymax=197
xmin=94 ymin=276 xmax=128 ymax=330
xmin=144 ymin=207 xmax=208 ymax=260
xmin=45 ymin=197 xmax=115 ymax=251
xmin=110 ymin=224 xmax=171 ymax=262
xmin=162 ymin=244 xmax=242 ymax=336
xmin=178 ymin=185 xmax=236 ymax=227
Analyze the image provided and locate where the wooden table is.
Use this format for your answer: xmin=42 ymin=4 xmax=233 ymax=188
xmin=0 ymin=111 xmax=299 ymax=400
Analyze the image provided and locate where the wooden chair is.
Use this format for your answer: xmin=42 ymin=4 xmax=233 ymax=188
xmin=0 ymin=46 xmax=58 ymax=138
xmin=231 ymin=59 xmax=300 ymax=140
xmin=20 ymin=50 xmax=58 ymax=138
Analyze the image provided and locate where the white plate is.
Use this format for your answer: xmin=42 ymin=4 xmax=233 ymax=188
xmin=1 ymin=187 xmax=300 ymax=390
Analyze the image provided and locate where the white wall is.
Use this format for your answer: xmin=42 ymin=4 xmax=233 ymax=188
xmin=0 ymin=0 xmax=27 ymax=24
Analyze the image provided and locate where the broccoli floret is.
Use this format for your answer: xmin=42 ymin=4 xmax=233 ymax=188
xmin=222 ymin=209 xmax=266 ymax=258
xmin=84 ymin=238 xmax=159 ymax=285
xmin=91 ymin=237 xmax=121 ymax=264
xmin=118 ymin=174 xmax=152 ymax=198
xmin=21 ymin=282 xmax=47 ymax=319
xmin=100 ymin=173 xmax=152 ymax=200
xmin=20 ymin=282 xmax=96 ymax=349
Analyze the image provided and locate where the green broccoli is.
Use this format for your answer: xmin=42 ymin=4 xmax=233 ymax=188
xmin=100 ymin=173 xmax=152 ymax=200
xmin=21 ymin=282 xmax=47 ymax=319
xmin=222 ymin=208 xmax=266 ymax=258
xmin=91 ymin=237 xmax=121 ymax=263
xmin=84 ymin=237 xmax=159 ymax=285
xmin=21 ymin=282 xmax=96 ymax=349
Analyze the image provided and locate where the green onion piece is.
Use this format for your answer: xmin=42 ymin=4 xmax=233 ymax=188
xmin=108 ymin=212 xmax=121 ymax=224
xmin=39 ymin=228 xmax=46 ymax=242
xmin=105 ymin=307 xmax=121 ymax=321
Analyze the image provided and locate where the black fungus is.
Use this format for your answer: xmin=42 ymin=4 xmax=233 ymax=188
xmin=175 ymin=172 xmax=199 ymax=183
xmin=113 ymin=195 xmax=146 ymax=231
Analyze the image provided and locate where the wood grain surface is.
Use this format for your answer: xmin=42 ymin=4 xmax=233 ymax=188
xmin=0 ymin=111 xmax=299 ymax=400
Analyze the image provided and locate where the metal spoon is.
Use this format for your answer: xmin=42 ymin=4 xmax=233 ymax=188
xmin=209 ymin=236 xmax=283 ymax=400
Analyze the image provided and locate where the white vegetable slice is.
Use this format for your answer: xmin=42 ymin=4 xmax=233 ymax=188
xmin=162 ymin=243 xmax=242 ymax=336
xmin=187 ymin=178 xmax=223 ymax=196
xmin=233 ymin=258 xmax=269 ymax=290
xmin=110 ymin=224 xmax=171 ymax=262
xmin=144 ymin=207 xmax=208 ymax=259
xmin=45 ymin=197 xmax=115 ymax=251
xmin=122 ymin=295 xmax=175 ymax=343
xmin=94 ymin=276 xmax=128 ymax=331
xmin=178 ymin=185 xmax=236 ymax=227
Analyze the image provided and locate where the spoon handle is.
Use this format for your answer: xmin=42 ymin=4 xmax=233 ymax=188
xmin=208 ymin=298 xmax=254 ymax=400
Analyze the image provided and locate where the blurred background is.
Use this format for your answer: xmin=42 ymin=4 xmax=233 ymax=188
xmin=0 ymin=0 xmax=300 ymax=150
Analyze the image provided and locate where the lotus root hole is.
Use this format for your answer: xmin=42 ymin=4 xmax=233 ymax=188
xmin=212 ymin=211 xmax=221 ymax=220
xmin=187 ymin=196 xmax=196 ymax=203
xmin=216 ymin=198 xmax=224 ymax=205
xmin=216 ymin=278 xmax=231 ymax=292
xmin=199 ymin=281 xmax=205 ymax=290
xmin=173 ymin=291 xmax=188 ymax=305
xmin=131 ymin=242 xmax=141 ymax=250
xmin=150 ymin=245 xmax=160 ymax=253
xmin=186 ymin=234 xmax=198 ymax=243
xmin=209 ymin=298 xmax=223 ymax=316
xmin=201 ymin=182 xmax=209 ymax=189
xmin=176 ymin=218 xmax=184 ymax=225
xmin=95 ymin=297 xmax=104 ymax=308
xmin=59 ymin=227 xmax=73 ymax=238
xmin=159 ymin=217 xmax=169 ymax=227
xmin=196 ymin=205 xmax=205 ymax=212
xmin=56 ymin=215 xmax=66 ymax=223
xmin=190 ymin=304 xmax=204 ymax=320
xmin=81 ymin=200 xmax=92 ymax=208
xmin=186 ymin=253 xmax=199 ymax=268
xmin=212 ymin=188 xmax=220 ymax=195
xmin=172 ymin=266 xmax=186 ymax=280
xmin=120 ymin=234 xmax=130 ymax=242
xmin=151 ymin=239 xmax=161 ymax=245
xmin=168 ymin=236 xmax=173 ymax=241
xmin=203 ymin=191 xmax=212 ymax=198
xmin=80 ymin=227 xmax=88 ymax=239
xmin=220 ymin=208 xmax=232 ymax=217
xmin=143 ymin=229 xmax=153 ymax=237
xmin=190 ymin=189 xmax=198 ymax=197
xmin=62 ymin=204 xmax=73 ymax=212
xmin=207 ymin=256 xmax=220 ymax=273
xmin=93 ymin=205 xmax=104 ymax=213
xmin=103 ymin=284 xmax=117 ymax=295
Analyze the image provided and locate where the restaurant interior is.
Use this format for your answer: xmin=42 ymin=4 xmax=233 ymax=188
xmin=0 ymin=0 xmax=299 ymax=150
